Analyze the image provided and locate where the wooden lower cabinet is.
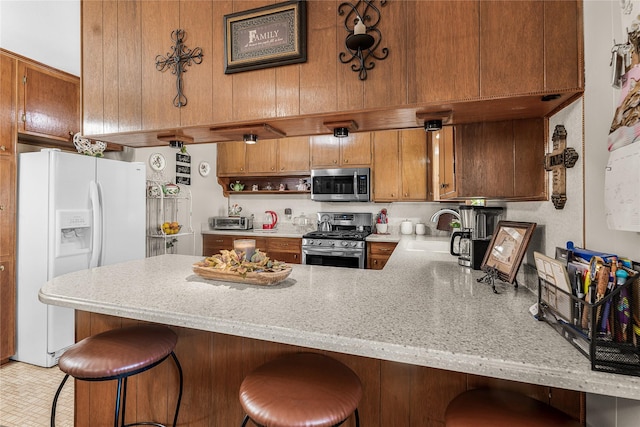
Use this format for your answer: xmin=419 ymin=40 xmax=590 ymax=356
xmin=75 ymin=311 xmax=585 ymax=426
xmin=203 ymin=234 xmax=301 ymax=264
xmin=367 ymin=242 xmax=398 ymax=270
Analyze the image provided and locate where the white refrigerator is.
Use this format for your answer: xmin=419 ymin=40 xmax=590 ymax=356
xmin=15 ymin=149 xmax=146 ymax=367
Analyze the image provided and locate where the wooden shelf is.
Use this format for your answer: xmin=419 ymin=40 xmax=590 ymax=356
xmin=219 ymin=176 xmax=310 ymax=198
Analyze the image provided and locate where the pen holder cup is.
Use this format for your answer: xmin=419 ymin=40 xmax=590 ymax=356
xmin=537 ymin=267 xmax=640 ymax=376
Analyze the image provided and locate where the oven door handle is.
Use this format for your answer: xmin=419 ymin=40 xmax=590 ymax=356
xmin=303 ymin=246 xmax=363 ymax=256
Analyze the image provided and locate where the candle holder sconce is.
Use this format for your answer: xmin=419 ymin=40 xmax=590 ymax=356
xmin=338 ymin=0 xmax=388 ymax=81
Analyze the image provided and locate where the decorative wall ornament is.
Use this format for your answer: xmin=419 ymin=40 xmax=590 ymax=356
xmin=155 ymin=29 xmax=203 ymax=108
xmin=545 ymin=125 xmax=579 ymax=209
xmin=224 ymin=1 xmax=307 ymax=74
xmin=338 ymin=0 xmax=389 ymax=80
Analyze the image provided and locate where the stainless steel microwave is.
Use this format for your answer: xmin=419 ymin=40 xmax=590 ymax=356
xmin=310 ymin=168 xmax=370 ymax=202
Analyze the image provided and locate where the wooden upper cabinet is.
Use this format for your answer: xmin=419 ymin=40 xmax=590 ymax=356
xmin=372 ymin=131 xmax=400 ymax=201
xmin=372 ymin=129 xmax=427 ymax=202
xmin=399 ymin=129 xmax=428 ymax=201
xmin=278 ymin=136 xmax=310 ymax=173
xmin=407 ymin=0 xmax=479 ymax=103
xmin=246 ymin=139 xmax=278 ymax=173
xmin=310 ymin=134 xmax=341 ymax=167
xmin=480 ymin=1 xmax=544 ymax=97
xmin=218 ymin=137 xmax=310 ymax=177
xmin=311 ymin=132 xmax=371 ymax=168
xmin=217 ymin=142 xmax=246 ymax=176
xmin=544 ymin=0 xmax=583 ymax=92
xmin=435 ymin=126 xmax=457 ymax=200
xmin=341 ymin=132 xmax=371 ymax=166
xmin=453 ymin=118 xmax=546 ymax=200
xmin=17 ymin=61 xmax=80 ymax=142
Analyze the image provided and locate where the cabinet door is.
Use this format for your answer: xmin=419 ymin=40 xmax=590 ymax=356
xmin=310 ymin=134 xmax=340 ymax=167
xmin=456 ymin=121 xmax=513 ymax=198
xmin=1 ymin=53 xmax=16 ymax=157
xmin=437 ymin=127 xmax=457 ymax=200
xmin=341 ymin=132 xmax=371 ymax=166
xmin=266 ymin=237 xmax=301 ymax=264
xmin=480 ymin=1 xmax=544 ymax=97
xmin=367 ymin=242 xmax=397 ymax=270
xmin=217 ymin=142 xmax=246 ymax=176
xmin=0 ymin=256 xmax=15 ymax=361
xmin=400 ymin=129 xmax=427 ymax=201
xmin=18 ymin=61 xmax=80 ymax=141
xmin=407 ymin=0 xmax=479 ymax=103
xmin=513 ymin=118 xmax=546 ymax=200
xmin=278 ymin=136 xmax=310 ymax=173
xmin=246 ymin=139 xmax=278 ymax=174
xmin=372 ymin=131 xmax=400 ymax=201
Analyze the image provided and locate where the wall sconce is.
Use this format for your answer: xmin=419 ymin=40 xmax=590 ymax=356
xmin=243 ymin=134 xmax=258 ymax=144
xmin=338 ymin=0 xmax=389 ymax=80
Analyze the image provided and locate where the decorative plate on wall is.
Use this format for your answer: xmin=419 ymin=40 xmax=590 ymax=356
xmin=149 ymin=153 xmax=166 ymax=171
xmin=199 ymin=161 xmax=211 ymax=176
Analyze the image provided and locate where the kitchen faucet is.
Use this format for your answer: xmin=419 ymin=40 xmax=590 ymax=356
xmin=430 ymin=208 xmax=461 ymax=223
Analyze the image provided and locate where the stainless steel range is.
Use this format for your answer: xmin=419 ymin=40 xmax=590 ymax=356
xmin=302 ymin=212 xmax=372 ymax=269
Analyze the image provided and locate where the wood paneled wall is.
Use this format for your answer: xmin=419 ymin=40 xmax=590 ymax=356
xmin=75 ymin=311 xmax=584 ymax=426
xmin=81 ymin=0 xmax=583 ymax=137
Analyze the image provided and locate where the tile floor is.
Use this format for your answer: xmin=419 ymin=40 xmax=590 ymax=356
xmin=0 ymin=361 xmax=73 ymax=427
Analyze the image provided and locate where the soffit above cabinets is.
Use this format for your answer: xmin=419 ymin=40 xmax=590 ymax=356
xmin=84 ymin=90 xmax=582 ymax=148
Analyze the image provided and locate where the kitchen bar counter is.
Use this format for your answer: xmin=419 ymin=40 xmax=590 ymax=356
xmin=40 ymin=236 xmax=640 ymax=400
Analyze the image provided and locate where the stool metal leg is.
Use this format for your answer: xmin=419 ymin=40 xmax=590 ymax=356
xmin=170 ymin=352 xmax=183 ymax=427
xmin=240 ymin=414 xmax=251 ymax=427
xmin=115 ymin=377 xmax=124 ymax=427
xmin=50 ymin=374 xmax=70 ymax=427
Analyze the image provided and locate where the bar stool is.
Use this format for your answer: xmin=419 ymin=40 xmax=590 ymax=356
xmin=239 ymin=352 xmax=362 ymax=427
xmin=51 ymin=324 xmax=183 ymax=427
xmin=445 ymin=388 xmax=581 ymax=427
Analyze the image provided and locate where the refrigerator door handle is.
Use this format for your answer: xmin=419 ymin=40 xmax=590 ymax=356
xmin=89 ymin=181 xmax=102 ymax=268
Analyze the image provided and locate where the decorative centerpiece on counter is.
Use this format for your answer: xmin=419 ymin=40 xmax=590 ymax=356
xmin=193 ymin=249 xmax=291 ymax=286
xmin=375 ymin=209 xmax=388 ymax=234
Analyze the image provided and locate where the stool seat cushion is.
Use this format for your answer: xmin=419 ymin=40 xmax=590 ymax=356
xmin=239 ymin=353 xmax=362 ymax=427
xmin=58 ymin=325 xmax=177 ymax=380
xmin=445 ymin=389 xmax=581 ymax=427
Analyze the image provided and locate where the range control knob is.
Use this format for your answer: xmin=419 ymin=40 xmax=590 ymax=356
xmin=341 ymin=241 xmax=349 ymax=247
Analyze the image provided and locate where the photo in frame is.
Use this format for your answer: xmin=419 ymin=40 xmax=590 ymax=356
xmin=224 ymin=0 xmax=307 ymax=74
xmin=480 ymin=221 xmax=537 ymax=284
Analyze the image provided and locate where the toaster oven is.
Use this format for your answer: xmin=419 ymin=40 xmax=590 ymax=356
xmin=209 ymin=216 xmax=253 ymax=230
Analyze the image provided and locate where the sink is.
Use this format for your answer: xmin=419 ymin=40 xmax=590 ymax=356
xmin=405 ymin=239 xmax=450 ymax=253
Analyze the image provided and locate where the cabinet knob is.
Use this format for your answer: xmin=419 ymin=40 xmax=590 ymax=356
xmin=333 ymin=160 xmax=337 ymax=164
xmin=280 ymin=167 xmax=284 ymax=171
xmin=271 ymin=167 xmax=275 ymax=171
xmin=344 ymin=159 xmax=349 ymax=163
xmin=440 ymin=183 xmax=449 ymax=189
xmin=373 ymin=259 xmax=378 ymax=264
xmin=0 ymin=145 xmax=6 ymax=151
xmin=0 ymin=265 xmax=4 ymax=272
xmin=404 ymin=193 xmax=408 ymax=197
xmin=391 ymin=193 xmax=395 ymax=197
xmin=0 ymin=204 xmax=4 ymax=210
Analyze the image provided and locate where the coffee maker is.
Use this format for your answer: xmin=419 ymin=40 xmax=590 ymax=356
xmin=450 ymin=206 xmax=504 ymax=269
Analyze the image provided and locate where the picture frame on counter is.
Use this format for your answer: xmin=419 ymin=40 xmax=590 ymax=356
xmin=224 ymin=0 xmax=307 ymax=74
xmin=481 ymin=221 xmax=537 ymax=284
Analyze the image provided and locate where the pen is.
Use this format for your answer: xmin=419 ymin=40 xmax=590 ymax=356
xmin=575 ymin=271 xmax=584 ymax=327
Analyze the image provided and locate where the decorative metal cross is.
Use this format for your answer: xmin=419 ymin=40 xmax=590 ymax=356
xmin=544 ymin=125 xmax=579 ymax=209
xmin=155 ymin=29 xmax=203 ymax=108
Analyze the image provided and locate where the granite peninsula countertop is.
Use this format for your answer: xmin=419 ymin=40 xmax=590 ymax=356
xmin=39 ymin=236 xmax=640 ymax=399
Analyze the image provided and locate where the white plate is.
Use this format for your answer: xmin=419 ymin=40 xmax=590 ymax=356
xmin=199 ymin=161 xmax=211 ymax=176
xmin=149 ymin=153 xmax=166 ymax=171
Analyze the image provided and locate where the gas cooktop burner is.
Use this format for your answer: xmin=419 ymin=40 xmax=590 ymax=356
xmin=304 ymin=230 xmax=371 ymax=241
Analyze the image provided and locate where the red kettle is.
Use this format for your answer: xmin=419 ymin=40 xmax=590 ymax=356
xmin=263 ymin=210 xmax=278 ymax=230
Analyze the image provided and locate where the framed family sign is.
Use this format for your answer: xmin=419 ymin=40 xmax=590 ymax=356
xmin=224 ymin=0 xmax=307 ymax=74
xmin=481 ymin=221 xmax=536 ymax=284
